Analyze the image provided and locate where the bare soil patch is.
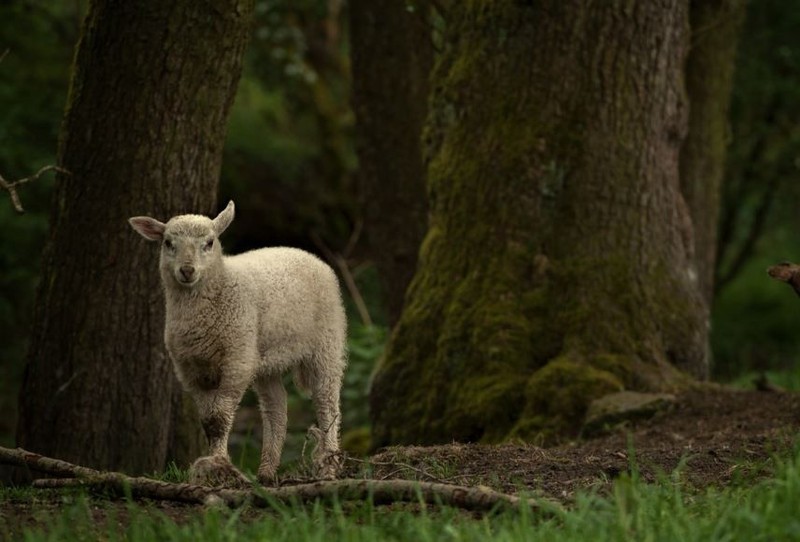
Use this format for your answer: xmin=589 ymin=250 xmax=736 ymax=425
xmin=357 ymin=386 xmax=800 ymax=502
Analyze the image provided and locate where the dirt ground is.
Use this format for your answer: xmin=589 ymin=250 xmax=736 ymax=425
xmin=2 ymin=385 xmax=800 ymax=532
xmin=357 ymin=386 xmax=800 ymax=502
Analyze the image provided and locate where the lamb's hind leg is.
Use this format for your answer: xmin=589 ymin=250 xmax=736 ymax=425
xmin=300 ymin=359 xmax=344 ymax=479
xmin=253 ymin=373 xmax=288 ymax=484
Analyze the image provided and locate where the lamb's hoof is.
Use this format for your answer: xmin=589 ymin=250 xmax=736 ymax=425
xmin=314 ymin=453 xmax=343 ymax=480
xmin=256 ymin=471 xmax=278 ymax=487
xmin=189 ymin=455 xmax=250 ymax=489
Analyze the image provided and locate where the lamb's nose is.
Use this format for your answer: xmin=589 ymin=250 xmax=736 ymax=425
xmin=180 ymin=265 xmax=195 ymax=280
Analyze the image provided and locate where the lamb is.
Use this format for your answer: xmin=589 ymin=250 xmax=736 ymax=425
xmin=129 ymin=201 xmax=347 ymax=485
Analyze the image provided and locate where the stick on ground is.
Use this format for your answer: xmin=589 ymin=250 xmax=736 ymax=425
xmin=0 ymin=446 xmax=561 ymax=514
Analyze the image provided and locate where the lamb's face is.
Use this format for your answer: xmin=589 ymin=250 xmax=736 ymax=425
xmin=161 ymin=217 xmax=220 ymax=287
xmin=129 ymin=201 xmax=236 ymax=289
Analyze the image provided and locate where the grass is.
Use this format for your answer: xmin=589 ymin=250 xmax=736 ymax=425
xmin=6 ymin=448 xmax=800 ymax=541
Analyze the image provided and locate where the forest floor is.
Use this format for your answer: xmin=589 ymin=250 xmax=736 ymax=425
xmin=359 ymin=386 xmax=800 ymax=502
xmin=2 ymin=385 xmax=800 ymax=533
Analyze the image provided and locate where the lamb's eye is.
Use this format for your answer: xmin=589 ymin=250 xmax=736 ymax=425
xmin=164 ymin=239 xmax=173 ymax=249
xmin=204 ymin=239 xmax=214 ymax=251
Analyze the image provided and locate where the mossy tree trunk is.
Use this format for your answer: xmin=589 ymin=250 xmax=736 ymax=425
xmin=371 ymin=0 xmax=709 ymax=446
xmin=680 ymin=0 xmax=746 ymax=307
xmin=349 ymin=0 xmax=432 ymax=325
xmin=16 ymin=0 xmax=254 ymax=475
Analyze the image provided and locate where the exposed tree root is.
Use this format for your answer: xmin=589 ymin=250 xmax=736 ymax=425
xmin=0 ymin=446 xmax=561 ymax=514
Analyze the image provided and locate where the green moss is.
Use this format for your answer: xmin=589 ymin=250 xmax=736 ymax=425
xmin=370 ymin=0 xmax=705 ymax=448
xmin=509 ymin=356 xmax=624 ymax=443
xmin=341 ymin=427 xmax=372 ymax=457
xmin=373 ymin=239 xmax=699 ymax=445
xmin=448 ymin=372 xmax=527 ymax=443
xmin=592 ymin=353 xmax=635 ymax=388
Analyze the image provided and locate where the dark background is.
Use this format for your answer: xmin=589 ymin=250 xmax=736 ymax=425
xmin=1 ymin=0 xmax=799 ymax=460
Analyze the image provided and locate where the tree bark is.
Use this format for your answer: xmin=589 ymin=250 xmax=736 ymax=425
xmin=680 ymin=0 xmax=746 ymax=306
xmin=371 ymin=0 xmax=708 ymax=447
xmin=15 ymin=0 xmax=254 ymax=476
xmin=349 ymin=0 xmax=432 ymax=325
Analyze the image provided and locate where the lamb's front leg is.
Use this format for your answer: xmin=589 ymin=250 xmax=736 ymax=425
xmin=253 ymin=374 xmax=287 ymax=484
xmin=189 ymin=389 xmax=249 ymax=488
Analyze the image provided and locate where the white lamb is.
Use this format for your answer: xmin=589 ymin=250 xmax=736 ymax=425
xmin=129 ymin=201 xmax=347 ymax=485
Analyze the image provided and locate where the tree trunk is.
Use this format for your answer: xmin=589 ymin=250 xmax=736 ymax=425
xmin=371 ymin=0 xmax=708 ymax=447
xmin=16 ymin=0 xmax=254 ymax=475
xmin=349 ymin=0 xmax=432 ymax=325
xmin=680 ymin=0 xmax=746 ymax=306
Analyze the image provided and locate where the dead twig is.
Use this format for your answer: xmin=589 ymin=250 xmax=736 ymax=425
xmin=0 ymin=446 xmax=561 ymax=514
xmin=0 ymin=446 xmax=101 ymax=478
xmin=310 ymin=230 xmax=373 ymax=327
xmin=0 ymin=51 xmax=67 ymax=214
xmin=345 ymin=455 xmax=452 ymax=485
xmin=0 ymin=165 xmax=68 ymax=214
xmin=341 ymin=219 xmax=363 ymax=260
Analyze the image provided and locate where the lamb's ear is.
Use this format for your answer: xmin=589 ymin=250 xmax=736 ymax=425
xmin=212 ymin=200 xmax=235 ymax=236
xmin=128 ymin=216 xmax=166 ymax=241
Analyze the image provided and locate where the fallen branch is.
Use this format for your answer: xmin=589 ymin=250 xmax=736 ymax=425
xmin=32 ymin=474 xmax=231 ymax=506
xmin=32 ymin=475 xmax=549 ymax=513
xmin=767 ymin=262 xmax=800 ymax=297
xmin=0 ymin=165 xmax=68 ymax=214
xmin=0 ymin=446 xmax=101 ymax=478
xmin=0 ymin=446 xmax=561 ymax=514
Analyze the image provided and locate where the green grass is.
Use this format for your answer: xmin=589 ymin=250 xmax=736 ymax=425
xmin=6 ymin=449 xmax=800 ymax=541
xmin=150 ymin=462 xmax=191 ymax=484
